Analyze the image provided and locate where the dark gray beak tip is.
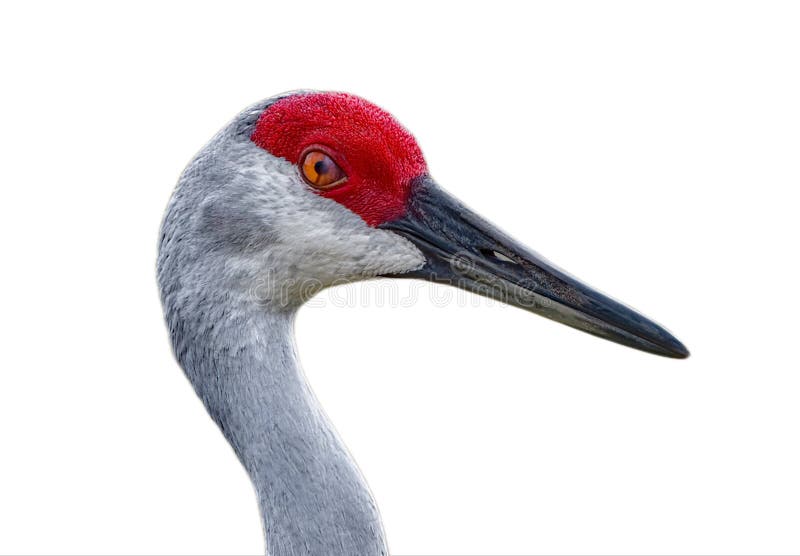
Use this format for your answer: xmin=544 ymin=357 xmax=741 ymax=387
xmin=660 ymin=334 xmax=690 ymax=359
xmin=639 ymin=318 xmax=689 ymax=359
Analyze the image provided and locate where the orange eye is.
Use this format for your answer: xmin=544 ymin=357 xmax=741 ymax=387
xmin=300 ymin=150 xmax=347 ymax=189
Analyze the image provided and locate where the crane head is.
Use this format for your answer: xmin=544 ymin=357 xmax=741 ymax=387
xmin=162 ymin=90 xmax=688 ymax=359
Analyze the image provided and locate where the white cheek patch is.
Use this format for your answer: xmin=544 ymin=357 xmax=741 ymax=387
xmin=225 ymin=142 xmax=425 ymax=288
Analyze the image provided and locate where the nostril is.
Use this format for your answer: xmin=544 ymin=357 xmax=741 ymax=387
xmin=479 ymin=248 xmax=517 ymax=264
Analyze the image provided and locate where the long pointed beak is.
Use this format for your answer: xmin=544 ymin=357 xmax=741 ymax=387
xmin=379 ymin=176 xmax=689 ymax=359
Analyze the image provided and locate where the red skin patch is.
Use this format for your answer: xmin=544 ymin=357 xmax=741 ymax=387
xmin=251 ymin=92 xmax=428 ymax=226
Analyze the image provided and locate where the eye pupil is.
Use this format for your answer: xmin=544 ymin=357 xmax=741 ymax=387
xmin=301 ymin=150 xmax=346 ymax=189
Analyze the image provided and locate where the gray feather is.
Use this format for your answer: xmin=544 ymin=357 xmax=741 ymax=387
xmin=157 ymin=93 xmax=423 ymax=555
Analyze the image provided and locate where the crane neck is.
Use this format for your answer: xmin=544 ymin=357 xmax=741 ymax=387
xmin=181 ymin=306 xmax=387 ymax=556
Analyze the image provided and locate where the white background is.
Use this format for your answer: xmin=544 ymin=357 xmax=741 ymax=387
xmin=1 ymin=2 xmax=798 ymax=555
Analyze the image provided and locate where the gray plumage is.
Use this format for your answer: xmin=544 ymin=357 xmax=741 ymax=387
xmin=158 ymin=90 xmax=689 ymax=556
xmin=157 ymin=95 xmax=423 ymax=556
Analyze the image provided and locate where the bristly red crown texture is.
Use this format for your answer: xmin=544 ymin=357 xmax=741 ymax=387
xmin=250 ymin=92 xmax=428 ymax=226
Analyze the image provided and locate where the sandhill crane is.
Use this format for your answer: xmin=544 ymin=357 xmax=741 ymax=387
xmin=157 ymin=91 xmax=688 ymax=555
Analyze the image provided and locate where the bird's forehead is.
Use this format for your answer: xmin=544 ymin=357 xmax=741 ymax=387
xmin=251 ymin=92 xmax=423 ymax=165
xmin=250 ymin=91 xmax=427 ymax=226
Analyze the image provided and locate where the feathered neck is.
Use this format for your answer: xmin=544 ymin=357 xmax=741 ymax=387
xmin=166 ymin=299 xmax=388 ymax=555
